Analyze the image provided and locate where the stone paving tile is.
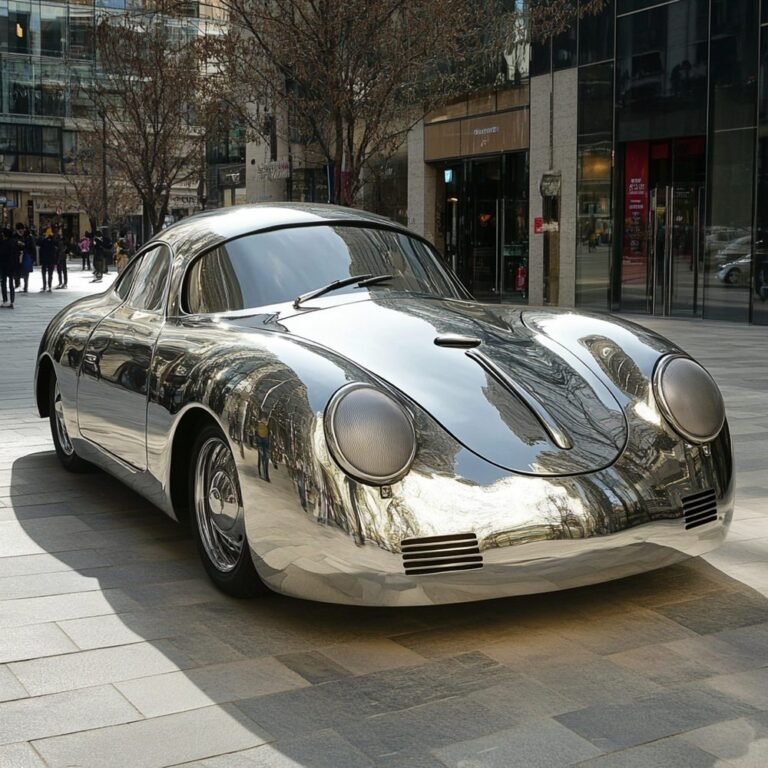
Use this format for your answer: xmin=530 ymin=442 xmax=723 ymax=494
xmin=318 ymin=638 xmax=428 ymax=675
xmin=175 ymin=729 xmax=376 ymax=768
xmin=0 ymin=742 xmax=48 ymax=768
xmin=0 ymin=622 xmax=78 ymax=664
xmin=0 ymin=569 xmax=105 ymax=600
xmin=116 ymin=657 xmax=310 ymax=718
xmin=679 ymin=712 xmax=768 ymax=767
xmin=479 ymin=627 xmax=598 ymax=669
xmin=0 ymin=589 xmax=141 ymax=629
xmin=31 ymin=703 xmax=271 ymax=768
xmin=713 ymin=620 xmax=768 ymax=664
xmin=336 ymin=696 xmax=519 ymax=762
xmin=9 ymin=639 xmax=193 ymax=696
xmin=694 ymin=667 xmax=768 ymax=711
xmin=433 ymin=717 xmax=603 ymax=768
xmin=0 ymin=549 xmax=109 ymax=578
xmin=573 ymin=736 xmax=720 ymax=767
xmin=275 ymin=650 xmax=355 ymax=684
xmin=662 ymin=632 xmax=768 ymax=675
xmin=655 ymin=592 xmax=768 ymax=635
xmin=0 ymin=666 xmax=28 ymax=703
xmin=467 ymin=675 xmax=578 ymax=720
xmin=0 ymin=685 xmax=141 ymax=745
xmin=523 ymin=657 xmax=665 ymax=708
xmin=550 ymin=607 xmax=698 ymax=655
xmin=556 ymin=688 xmax=761 ymax=751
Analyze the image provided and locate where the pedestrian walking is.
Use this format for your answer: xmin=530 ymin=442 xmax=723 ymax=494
xmin=37 ymin=228 xmax=57 ymax=292
xmin=102 ymin=231 xmax=113 ymax=275
xmin=15 ymin=224 xmax=34 ymax=293
xmin=91 ymin=233 xmax=105 ymax=282
xmin=0 ymin=228 xmax=17 ymax=309
xmin=78 ymin=232 xmax=92 ymax=271
xmin=55 ymin=228 xmax=68 ymax=289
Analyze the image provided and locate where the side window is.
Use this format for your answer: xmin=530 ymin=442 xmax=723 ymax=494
xmin=184 ymin=246 xmax=244 ymax=314
xmin=114 ymin=255 xmax=143 ymax=301
xmin=127 ymin=247 xmax=171 ymax=312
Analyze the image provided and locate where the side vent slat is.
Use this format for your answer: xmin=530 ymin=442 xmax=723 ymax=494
xmin=682 ymin=489 xmax=717 ymax=530
xmin=401 ymin=533 xmax=482 ymax=575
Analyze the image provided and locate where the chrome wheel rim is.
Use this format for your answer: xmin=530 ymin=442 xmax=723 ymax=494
xmin=53 ymin=381 xmax=74 ymax=456
xmin=194 ymin=436 xmax=245 ymax=572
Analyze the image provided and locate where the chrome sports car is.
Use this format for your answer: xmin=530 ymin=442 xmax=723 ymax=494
xmin=35 ymin=204 xmax=733 ymax=606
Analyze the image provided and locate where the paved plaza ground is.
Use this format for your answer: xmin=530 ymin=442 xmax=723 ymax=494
xmin=1 ymin=266 xmax=767 ymax=767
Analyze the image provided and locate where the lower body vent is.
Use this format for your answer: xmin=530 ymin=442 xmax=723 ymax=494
xmin=401 ymin=533 xmax=482 ymax=575
xmin=682 ymin=489 xmax=718 ymax=530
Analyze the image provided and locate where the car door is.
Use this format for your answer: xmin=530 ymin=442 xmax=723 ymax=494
xmin=77 ymin=245 xmax=171 ymax=470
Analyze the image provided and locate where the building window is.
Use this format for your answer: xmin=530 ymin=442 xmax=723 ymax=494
xmin=579 ymin=0 xmax=614 ymax=65
xmin=576 ymin=62 xmax=613 ymax=309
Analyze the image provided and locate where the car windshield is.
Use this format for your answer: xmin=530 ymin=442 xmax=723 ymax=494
xmin=184 ymin=224 xmax=464 ymax=314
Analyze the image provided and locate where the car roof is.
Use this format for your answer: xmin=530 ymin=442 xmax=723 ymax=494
xmin=150 ymin=203 xmax=410 ymax=259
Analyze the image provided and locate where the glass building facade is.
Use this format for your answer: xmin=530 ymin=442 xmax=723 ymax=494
xmin=0 ymin=1 xmax=232 ymax=236
xmin=531 ymin=0 xmax=768 ymax=325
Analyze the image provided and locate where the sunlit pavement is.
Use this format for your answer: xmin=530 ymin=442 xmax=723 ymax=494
xmin=1 ymin=271 xmax=767 ymax=767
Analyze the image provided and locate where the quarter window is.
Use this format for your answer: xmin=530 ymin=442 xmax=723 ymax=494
xmin=127 ymin=247 xmax=171 ymax=312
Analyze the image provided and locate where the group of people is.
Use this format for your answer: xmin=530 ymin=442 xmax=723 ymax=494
xmin=0 ymin=224 xmax=134 ymax=309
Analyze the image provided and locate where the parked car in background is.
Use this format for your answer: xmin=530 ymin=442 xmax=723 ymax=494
xmin=715 ymin=254 xmax=752 ymax=287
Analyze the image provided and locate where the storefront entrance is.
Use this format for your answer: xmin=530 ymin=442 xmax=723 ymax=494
xmin=442 ymin=153 xmax=529 ymax=303
xmin=620 ymin=137 xmax=705 ymax=316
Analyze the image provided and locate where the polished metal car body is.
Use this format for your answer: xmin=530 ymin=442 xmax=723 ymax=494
xmin=35 ymin=204 xmax=733 ymax=606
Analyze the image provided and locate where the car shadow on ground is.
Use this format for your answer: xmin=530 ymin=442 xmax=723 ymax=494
xmin=7 ymin=449 xmax=768 ymax=768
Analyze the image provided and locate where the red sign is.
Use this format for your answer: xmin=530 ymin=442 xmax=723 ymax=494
xmin=622 ymin=142 xmax=649 ymax=272
xmin=534 ymin=216 xmax=543 ymax=234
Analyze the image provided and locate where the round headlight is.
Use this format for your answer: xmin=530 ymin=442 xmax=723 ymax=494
xmin=325 ymin=383 xmax=416 ymax=485
xmin=653 ymin=355 xmax=725 ymax=443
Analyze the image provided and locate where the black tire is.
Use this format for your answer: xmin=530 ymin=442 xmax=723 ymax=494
xmin=189 ymin=424 xmax=267 ymax=598
xmin=49 ymin=375 xmax=92 ymax=472
xmin=725 ymin=268 xmax=741 ymax=286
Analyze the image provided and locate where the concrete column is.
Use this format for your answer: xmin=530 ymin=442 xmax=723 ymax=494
xmin=529 ymin=69 xmax=578 ymax=307
xmin=407 ymin=122 xmax=438 ymax=245
xmin=553 ymin=68 xmax=578 ymax=308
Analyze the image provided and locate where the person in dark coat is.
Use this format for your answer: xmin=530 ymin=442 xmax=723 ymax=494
xmin=91 ymin=233 xmax=105 ymax=282
xmin=55 ymin=228 xmax=68 ymax=289
xmin=37 ymin=228 xmax=57 ymax=292
xmin=15 ymin=223 xmax=34 ymax=293
xmin=0 ymin=228 xmax=18 ymax=309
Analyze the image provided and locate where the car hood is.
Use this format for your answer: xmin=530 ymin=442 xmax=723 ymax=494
xmin=240 ymin=297 xmax=629 ymax=476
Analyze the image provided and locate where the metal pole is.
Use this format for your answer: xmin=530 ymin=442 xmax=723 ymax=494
xmin=101 ymin=110 xmax=109 ymax=229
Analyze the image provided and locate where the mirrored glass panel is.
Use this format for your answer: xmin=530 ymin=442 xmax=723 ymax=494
xmin=616 ymin=0 xmax=708 ymax=142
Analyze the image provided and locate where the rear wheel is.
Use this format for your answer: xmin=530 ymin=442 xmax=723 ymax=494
xmin=725 ymin=268 xmax=741 ymax=286
xmin=190 ymin=424 xmax=267 ymax=598
xmin=49 ymin=376 xmax=91 ymax=472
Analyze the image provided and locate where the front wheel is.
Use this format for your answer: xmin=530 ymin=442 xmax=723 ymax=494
xmin=190 ymin=424 xmax=267 ymax=598
xmin=49 ymin=376 xmax=92 ymax=472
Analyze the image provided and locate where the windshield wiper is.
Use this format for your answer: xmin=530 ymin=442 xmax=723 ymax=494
xmin=293 ymin=274 xmax=393 ymax=309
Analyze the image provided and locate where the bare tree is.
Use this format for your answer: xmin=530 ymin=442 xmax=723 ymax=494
xmin=63 ymin=130 xmax=140 ymax=234
xmin=207 ymin=0 xmax=519 ymax=204
xmin=89 ymin=7 xmax=211 ymax=235
xmin=206 ymin=0 xmax=607 ymax=206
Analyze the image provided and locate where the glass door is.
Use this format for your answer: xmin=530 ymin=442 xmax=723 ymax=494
xmin=649 ymin=185 xmax=703 ymax=316
xmin=470 ymin=159 xmax=502 ymax=301
xmin=500 ymin=198 xmax=529 ymax=301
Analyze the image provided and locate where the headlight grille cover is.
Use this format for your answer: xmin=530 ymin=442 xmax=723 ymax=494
xmin=325 ymin=383 xmax=416 ymax=485
xmin=653 ymin=355 xmax=725 ymax=443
